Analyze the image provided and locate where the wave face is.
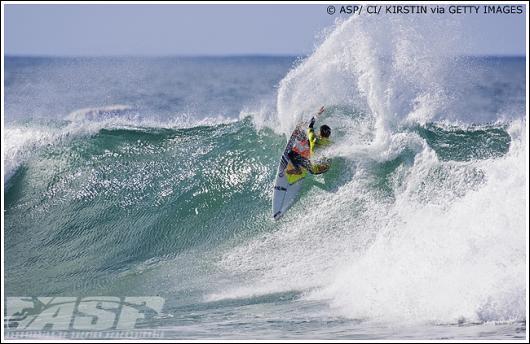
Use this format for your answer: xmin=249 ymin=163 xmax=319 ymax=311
xmin=4 ymin=15 xmax=526 ymax=340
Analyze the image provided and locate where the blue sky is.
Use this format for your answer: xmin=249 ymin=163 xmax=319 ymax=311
xmin=3 ymin=4 xmax=527 ymax=56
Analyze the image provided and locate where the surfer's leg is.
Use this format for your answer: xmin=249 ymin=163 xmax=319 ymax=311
xmin=287 ymin=151 xmax=305 ymax=174
xmin=289 ymin=151 xmax=315 ymax=173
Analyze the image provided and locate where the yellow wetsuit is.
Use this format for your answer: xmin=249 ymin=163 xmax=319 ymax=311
xmin=308 ymin=125 xmax=331 ymax=156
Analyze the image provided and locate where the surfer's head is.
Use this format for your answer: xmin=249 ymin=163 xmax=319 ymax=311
xmin=319 ymin=125 xmax=331 ymax=138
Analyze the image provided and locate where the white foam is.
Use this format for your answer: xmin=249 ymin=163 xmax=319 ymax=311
xmin=322 ymin=121 xmax=525 ymax=322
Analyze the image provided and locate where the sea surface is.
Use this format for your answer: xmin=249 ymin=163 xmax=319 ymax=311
xmin=3 ymin=15 xmax=527 ymax=340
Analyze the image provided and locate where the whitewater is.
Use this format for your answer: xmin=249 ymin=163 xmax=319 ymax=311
xmin=3 ymin=14 xmax=527 ymax=339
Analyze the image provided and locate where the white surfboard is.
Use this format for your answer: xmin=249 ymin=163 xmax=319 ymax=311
xmin=272 ymin=128 xmax=307 ymax=220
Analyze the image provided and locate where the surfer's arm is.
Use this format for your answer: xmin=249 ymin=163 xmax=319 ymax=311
xmin=307 ymin=117 xmax=317 ymax=154
xmin=309 ymin=106 xmax=327 ymax=150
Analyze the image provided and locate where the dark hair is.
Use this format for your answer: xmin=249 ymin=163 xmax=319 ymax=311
xmin=320 ymin=124 xmax=331 ymax=138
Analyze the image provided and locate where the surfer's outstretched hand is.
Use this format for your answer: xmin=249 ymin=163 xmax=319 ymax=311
xmin=317 ymin=106 xmax=325 ymax=116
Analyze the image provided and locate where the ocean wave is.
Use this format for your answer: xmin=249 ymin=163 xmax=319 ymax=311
xmin=3 ymin=105 xmax=237 ymax=183
xmin=205 ymin=13 xmax=526 ymax=325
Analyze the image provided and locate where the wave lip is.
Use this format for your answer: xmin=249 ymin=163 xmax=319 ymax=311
xmin=66 ymin=104 xmax=133 ymax=121
xmin=3 ymin=104 xmax=237 ymax=184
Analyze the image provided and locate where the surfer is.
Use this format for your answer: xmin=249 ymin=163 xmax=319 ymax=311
xmin=272 ymin=106 xmax=333 ymax=219
xmin=286 ymin=106 xmax=331 ymax=178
